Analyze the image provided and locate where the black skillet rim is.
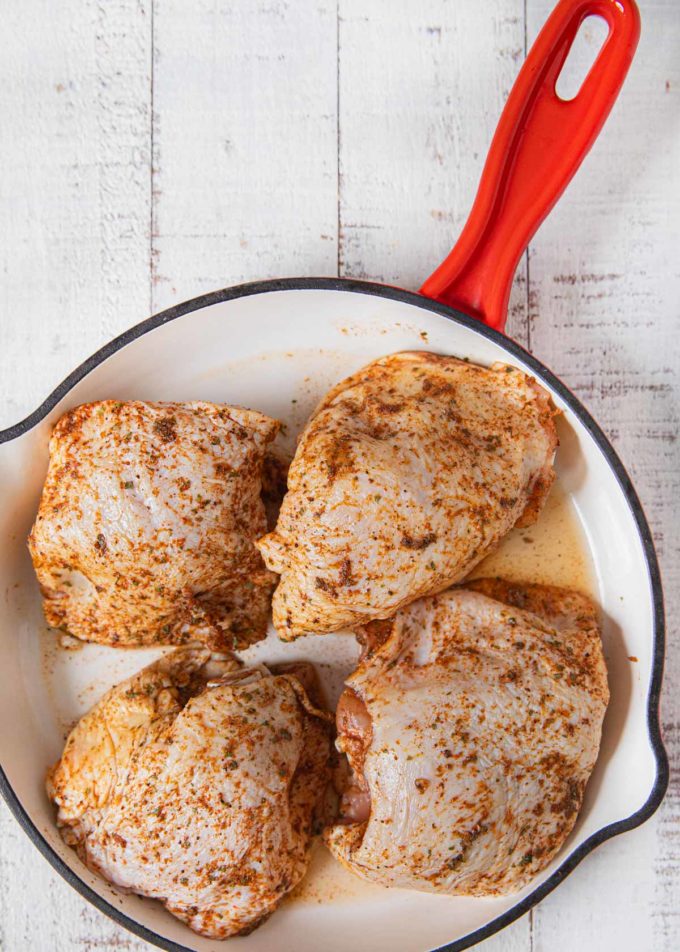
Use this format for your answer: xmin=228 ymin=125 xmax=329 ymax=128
xmin=0 ymin=276 xmax=668 ymax=952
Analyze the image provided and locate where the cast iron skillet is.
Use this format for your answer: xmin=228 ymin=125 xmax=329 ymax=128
xmin=0 ymin=0 xmax=667 ymax=950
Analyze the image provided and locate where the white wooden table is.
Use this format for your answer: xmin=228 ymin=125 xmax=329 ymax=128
xmin=0 ymin=1 xmax=678 ymax=949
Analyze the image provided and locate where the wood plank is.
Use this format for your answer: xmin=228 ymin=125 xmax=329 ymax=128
xmin=524 ymin=0 xmax=680 ymax=948
xmin=337 ymin=0 xmax=530 ymax=347
xmin=0 ymin=0 xmax=152 ymax=948
xmin=150 ymin=0 xmax=338 ymax=313
xmin=0 ymin=0 xmax=152 ymax=430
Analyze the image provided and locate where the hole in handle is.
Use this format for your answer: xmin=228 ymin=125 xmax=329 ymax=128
xmin=555 ymin=14 xmax=610 ymax=101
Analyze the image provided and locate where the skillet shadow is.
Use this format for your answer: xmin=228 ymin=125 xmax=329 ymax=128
xmin=564 ymin=604 xmax=633 ymax=842
xmin=553 ymin=413 xmax=587 ymax=495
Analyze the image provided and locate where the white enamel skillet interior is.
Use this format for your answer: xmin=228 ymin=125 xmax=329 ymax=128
xmin=0 ymin=279 xmax=667 ymax=952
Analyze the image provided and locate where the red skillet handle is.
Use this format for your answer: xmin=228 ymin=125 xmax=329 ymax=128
xmin=420 ymin=0 xmax=640 ymax=332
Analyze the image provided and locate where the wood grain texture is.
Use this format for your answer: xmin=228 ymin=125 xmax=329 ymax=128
xmin=0 ymin=1 xmax=153 ymax=948
xmin=337 ymin=0 xmax=531 ymax=348
xmin=0 ymin=0 xmax=151 ymax=432
xmin=150 ymin=0 xmax=338 ymax=312
xmin=0 ymin=0 xmax=677 ymax=950
xmin=525 ymin=2 xmax=680 ymax=950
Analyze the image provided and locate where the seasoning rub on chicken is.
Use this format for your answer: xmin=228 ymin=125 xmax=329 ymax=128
xmin=257 ymin=352 xmax=557 ymax=640
xmin=325 ymin=580 xmax=608 ymax=894
xmin=29 ymin=401 xmax=279 ymax=649
xmin=47 ymin=649 xmax=331 ymax=939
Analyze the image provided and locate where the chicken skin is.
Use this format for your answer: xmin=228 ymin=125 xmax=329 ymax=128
xmin=325 ymin=580 xmax=608 ymax=895
xmin=47 ymin=649 xmax=331 ymax=939
xmin=257 ymin=352 xmax=557 ymax=639
xmin=29 ymin=401 xmax=279 ymax=649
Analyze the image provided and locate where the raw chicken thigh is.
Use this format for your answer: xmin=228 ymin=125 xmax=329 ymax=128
xmin=258 ymin=352 xmax=557 ymax=639
xmin=29 ymin=400 xmax=278 ymax=649
xmin=325 ymin=580 xmax=608 ymax=894
xmin=48 ymin=649 xmax=331 ymax=938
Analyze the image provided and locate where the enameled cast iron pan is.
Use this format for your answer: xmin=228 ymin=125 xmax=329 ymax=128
xmin=0 ymin=1 xmax=667 ymax=950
